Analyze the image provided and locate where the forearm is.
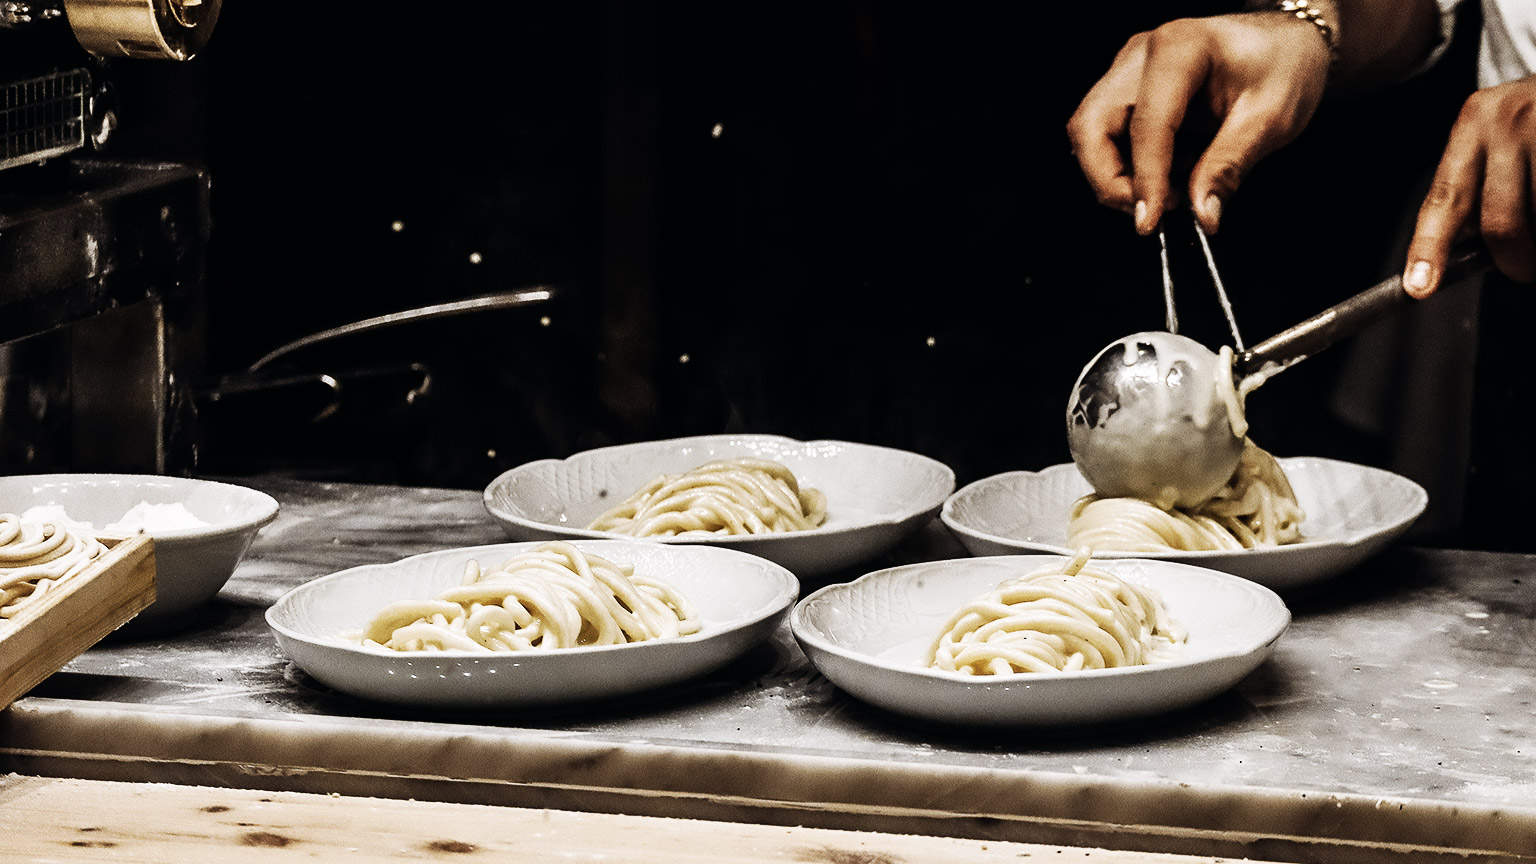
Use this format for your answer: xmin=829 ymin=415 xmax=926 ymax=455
xmin=1246 ymin=0 xmax=1443 ymax=93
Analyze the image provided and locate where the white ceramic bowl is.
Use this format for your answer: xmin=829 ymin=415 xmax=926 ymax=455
xmin=0 ymin=474 xmax=279 ymax=629
xmin=792 ymin=555 xmax=1290 ymax=727
xmin=482 ymin=434 xmax=956 ymax=578
xmin=940 ymin=458 xmax=1427 ymax=590
xmin=266 ymin=540 xmax=799 ymax=707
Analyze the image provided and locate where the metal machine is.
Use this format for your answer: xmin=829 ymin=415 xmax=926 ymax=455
xmin=1 ymin=0 xmax=219 ymax=475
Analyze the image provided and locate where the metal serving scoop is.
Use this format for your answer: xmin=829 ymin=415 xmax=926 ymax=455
xmin=1067 ymin=331 xmax=1242 ymax=509
xmin=1066 ymin=241 xmax=1494 ymax=508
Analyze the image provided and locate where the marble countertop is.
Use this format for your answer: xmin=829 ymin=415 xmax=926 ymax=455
xmin=3 ymin=477 xmax=1534 ymax=862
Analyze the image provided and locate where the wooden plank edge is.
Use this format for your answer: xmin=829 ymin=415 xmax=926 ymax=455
xmin=0 ymin=774 xmax=1282 ymax=864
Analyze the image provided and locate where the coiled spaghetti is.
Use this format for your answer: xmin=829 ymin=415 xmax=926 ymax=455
xmin=1068 ymin=439 xmax=1305 ymax=553
xmin=587 ymin=458 xmax=827 ymax=537
xmin=357 ymin=541 xmax=700 ymax=652
xmin=927 ymin=550 xmax=1186 ymax=675
xmin=1 ymin=513 xmax=107 ymax=620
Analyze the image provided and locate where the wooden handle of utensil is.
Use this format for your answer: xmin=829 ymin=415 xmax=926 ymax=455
xmin=1234 ymin=239 xmax=1493 ymax=378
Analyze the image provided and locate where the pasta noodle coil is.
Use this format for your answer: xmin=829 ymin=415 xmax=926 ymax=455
xmin=1068 ymin=439 xmax=1305 ymax=553
xmin=587 ymin=458 xmax=827 ymax=537
xmin=1 ymin=513 xmax=107 ymax=620
xmin=357 ymin=541 xmax=700 ymax=652
xmin=927 ymin=550 xmax=1186 ymax=675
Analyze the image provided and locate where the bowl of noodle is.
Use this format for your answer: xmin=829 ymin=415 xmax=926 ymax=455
xmin=940 ymin=457 xmax=1428 ymax=590
xmin=791 ymin=554 xmax=1289 ymax=726
xmin=482 ymin=435 xmax=956 ymax=578
xmin=266 ymin=539 xmax=799 ymax=707
xmin=1 ymin=473 xmax=279 ymax=631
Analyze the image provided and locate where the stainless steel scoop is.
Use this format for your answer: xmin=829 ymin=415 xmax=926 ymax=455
xmin=1067 ymin=241 xmax=1494 ymax=507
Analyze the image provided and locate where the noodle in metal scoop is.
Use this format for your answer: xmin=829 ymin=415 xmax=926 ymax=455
xmin=1068 ymin=439 xmax=1304 ymax=553
xmin=1067 ymin=346 xmax=1305 ymax=553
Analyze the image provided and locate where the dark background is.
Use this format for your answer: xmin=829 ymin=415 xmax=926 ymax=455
xmin=15 ymin=1 xmax=1519 ymax=546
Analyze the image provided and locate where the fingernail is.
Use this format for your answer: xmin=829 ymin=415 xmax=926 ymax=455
xmin=1405 ymin=261 xmax=1432 ymax=297
xmin=1201 ymin=194 xmax=1223 ymax=230
xmin=1134 ymin=200 xmax=1149 ymax=234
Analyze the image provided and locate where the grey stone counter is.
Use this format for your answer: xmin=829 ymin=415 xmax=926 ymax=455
xmin=3 ymin=477 xmax=1534 ymax=863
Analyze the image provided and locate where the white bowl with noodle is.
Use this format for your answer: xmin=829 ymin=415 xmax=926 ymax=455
xmin=791 ymin=554 xmax=1289 ymax=727
xmin=481 ymin=435 xmax=956 ymax=578
xmin=940 ymin=458 xmax=1428 ymax=591
xmin=266 ymin=539 xmax=799 ymax=707
xmin=0 ymin=473 xmax=279 ymax=631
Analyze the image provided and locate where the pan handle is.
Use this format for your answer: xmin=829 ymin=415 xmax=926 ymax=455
xmin=245 ymin=286 xmax=559 ymax=373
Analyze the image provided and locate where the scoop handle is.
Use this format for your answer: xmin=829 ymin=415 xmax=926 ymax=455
xmin=1234 ymin=240 xmax=1494 ymax=379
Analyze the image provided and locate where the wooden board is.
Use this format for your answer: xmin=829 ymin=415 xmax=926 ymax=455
xmin=0 ymin=775 xmax=1279 ymax=864
xmin=0 ymin=534 xmax=155 ymax=710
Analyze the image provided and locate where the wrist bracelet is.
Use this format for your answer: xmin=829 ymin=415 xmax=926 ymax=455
xmin=1274 ymin=0 xmax=1339 ymax=63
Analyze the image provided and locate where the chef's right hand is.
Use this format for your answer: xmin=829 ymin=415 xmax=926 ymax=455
xmin=1066 ymin=13 xmax=1332 ymax=236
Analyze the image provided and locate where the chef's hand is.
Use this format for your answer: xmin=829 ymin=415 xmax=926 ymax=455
xmin=1066 ymin=12 xmax=1331 ymax=236
xmin=1403 ymin=74 xmax=1536 ymax=298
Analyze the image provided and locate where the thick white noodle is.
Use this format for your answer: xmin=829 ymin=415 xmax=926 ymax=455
xmin=927 ymin=550 xmax=1186 ymax=675
xmin=1068 ymin=439 xmax=1305 ymax=553
xmin=356 ymin=541 xmax=700 ymax=652
xmin=587 ymin=458 xmax=827 ymax=537
xmin=0 ymin=513 xmax=107 ymax=620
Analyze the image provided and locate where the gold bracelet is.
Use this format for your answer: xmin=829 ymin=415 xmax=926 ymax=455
xmin=1275 ymin=0 xmax=1339 ymax=62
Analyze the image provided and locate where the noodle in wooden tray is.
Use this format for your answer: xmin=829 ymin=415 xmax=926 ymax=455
xmin=927 ymin=550 xmax=1186 ymax=675
xmin=588 ymin=458 xmax=827 ymax=537
xmin=0 ymin=513 xmax=106 ymax=620
xmin=356 ymin=541 xmax=700 ymax=652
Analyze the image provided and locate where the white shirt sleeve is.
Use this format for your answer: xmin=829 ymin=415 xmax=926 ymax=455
xmin=1478 ymin=0 xmax=1536 ymax=86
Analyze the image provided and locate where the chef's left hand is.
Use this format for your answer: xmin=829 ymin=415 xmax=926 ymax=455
xmin=1404 ymin=74 xmax=1536 ymax=298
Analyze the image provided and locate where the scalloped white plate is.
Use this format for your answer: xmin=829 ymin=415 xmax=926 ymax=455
xmin=940 ymin=458 xmax=1427 ymax=590
xmin=792 ymin=555 xmax=1289 ymax=726
xmin=482 ymin=435 xmax=956 ymax=578
xmin=266 ymin=540 xmax=799 ymax=707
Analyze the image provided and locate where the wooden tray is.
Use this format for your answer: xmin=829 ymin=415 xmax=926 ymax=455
xmin=0 ymin=534 xmax=156 ymax=711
